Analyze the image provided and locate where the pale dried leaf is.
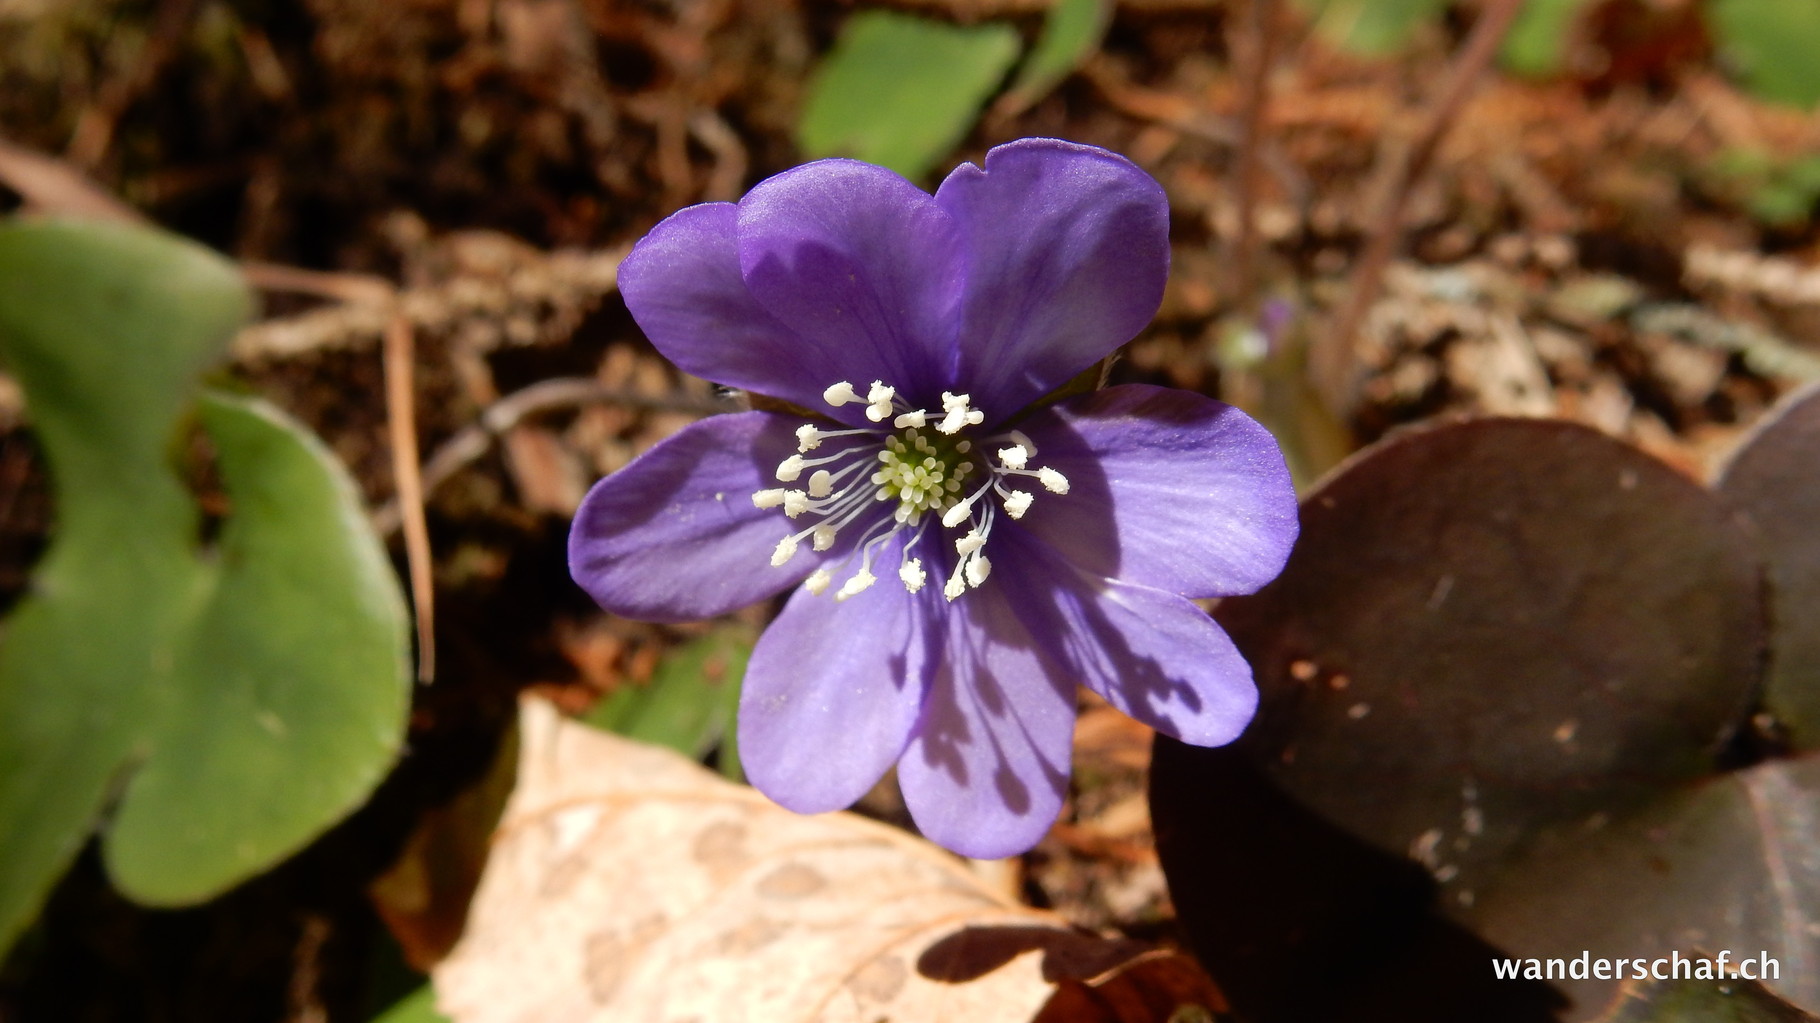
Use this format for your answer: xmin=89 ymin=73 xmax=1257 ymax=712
xmin=434 ymin=698 xmax=1211 ymax=1023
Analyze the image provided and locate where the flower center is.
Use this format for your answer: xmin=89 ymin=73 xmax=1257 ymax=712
xmin=873 ymin=430 xmax=973 ymax=521
xmin=753 ymin=379 xmax=1070 ymax=603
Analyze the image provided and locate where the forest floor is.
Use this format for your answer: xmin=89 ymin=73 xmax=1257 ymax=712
xmin=1 ymin=0 xmax=1817 ymax=1019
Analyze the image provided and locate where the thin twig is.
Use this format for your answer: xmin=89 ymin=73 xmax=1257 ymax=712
xmin=65 ymin=0 xmax=200 ymax=170
xmin=1311 ymin=0 xmax=1528 ymax=413
xmin=0 ymin=135 xmax=149 ymax=223
xmin=384 ymin=315 xmax=436 ymax=684
xmin=1229 ymin=0 xmax=1280 ymax=308
xmin=371 ymin=378 xmax=728 ymax=536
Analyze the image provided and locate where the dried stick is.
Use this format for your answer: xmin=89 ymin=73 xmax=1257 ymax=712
xmin=1311 ymin=0 xmax=1527 ymax=412
xmin=371 ymin=378 xmax=727 ymax=536
xmin=384 ymin=315 xmax=436 ymax=684
xmin=1229 ymin=0 xmax=1280 ymax=308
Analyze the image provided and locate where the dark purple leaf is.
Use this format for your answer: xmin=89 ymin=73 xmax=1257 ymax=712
xmin=1718 ymin=382 xmax=1820 ymax=750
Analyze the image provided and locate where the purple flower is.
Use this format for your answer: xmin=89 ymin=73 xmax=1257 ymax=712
xmin=569 ymin=138 xmax=1298 ymax=858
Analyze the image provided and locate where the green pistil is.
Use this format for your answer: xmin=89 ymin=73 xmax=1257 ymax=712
xmin=872 ymin=429 xmax=972 ymax=519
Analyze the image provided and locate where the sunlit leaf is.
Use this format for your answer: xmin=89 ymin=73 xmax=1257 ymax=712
xmin=1718 ymin=382 xmax=1820 ymax=749
xmin=1501 ymin=0 xmax=1588 ymax=77
xmin=1710 ymin=0 xmax=1820 ymax=108
xmin=581 ymin=625 xmax=751 ymax=773
xmin=798 ymin=11 xmax=1021 ymax=180
xmin=0 ymin=220 xmax=410 ymax=953
xmin=1294 ymin=0 xmax=1449 ymax=55
xmin=1001 ymin=0 xmax=1111 ymax=113
xmin=372 ymin=986 xmax=453 ymax=1023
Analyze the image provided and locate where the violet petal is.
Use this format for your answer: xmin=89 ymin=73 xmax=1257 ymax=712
xmin=618 ymin=202 xmax=843 ymax=417
xmin=568 ymin=412 xmax=820 ymax=622
xmin=739 ymin=532 xmax=941 ymax=814
xmin=1003 ymin=527 xmax=1260 ymax=747
xmin=1015 ymin=384 xmax=1299 ymax=598
xmin=897 ymin=547 xmax=1077 ymax=859
xmin=936 ymin=138 xmax=1169 ymax=418
xmin=737 ymin=159 xmax=964 ymax=410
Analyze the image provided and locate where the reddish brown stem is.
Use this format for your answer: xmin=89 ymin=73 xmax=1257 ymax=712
xmin=1229 ymin=0 xmax=1280 ymax=309
xmin=1312 ymin=0 xmax=1528 ymax=412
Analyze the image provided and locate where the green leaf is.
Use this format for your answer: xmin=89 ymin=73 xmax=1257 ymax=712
xmin=1500 ymin=0 xmax=1588 ymax=77
xmin=583 ymin=626 xmax=751 ymax=771
xmin=798 ymin=11 xmax=1021 ymax=180
xmin=371 ymin=986 xmax=451 ymax=1023
xmin=1002 ymin=0 xmax=1111 ymax=112
xmin=1294 ymin=0 xmax=1450 ymax=55
xmin=0 ymin=220 xmax=410 ymax=954
xmin=106 ymin=391 xmax=412 ymax=900
xmin=1711 ymin=0 xmax=1820 ymax=108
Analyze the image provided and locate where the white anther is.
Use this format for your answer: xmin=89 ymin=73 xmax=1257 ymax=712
xmin=954 ymin=529 xmax=987 ymax=556
xmin=796 ymin=424 xmax=823 ymax=451
xmin=752 ymin=488 xmax=788 ymax=509
xmin=936 ymin=391 xmax=985 ymax=435
xmin=1037 ymin=467 xmax=1070 ymax=494
xmin=823 ymin=381 xmax=863 ymax=406
xmin=804 ymin=568 xmax=833 ymax=595
xmin=865 ymin=381 xmax=896 ymax=422
xmin=997 ymin=445 xmax=1028 ymax=469
xmin=811 ymin=525 xmax=837 ymax=551
xmin=893 ymin=409 xmax=928 ymax=429
xmin=1003 ymin=490 xmax=1033 ymax=519
xmin=899 ymin=558 xmax=926 ymax=593
xmin=966 ymin=554 xmax=992 ymax=588
xmin=835 ymin=569 xmax=877 ymax=602
xmin=783 ymin=490 xmax=811 ymax=517
xmin=940 ymin=501 xmax=974 ymax=529
xmin=808 ymin=470 xmax=834 ymax=498
xmin=771 ymin=535 xmax=799 ymax=567
xmin=943 ymin=574 xmax=966 ymax=601
xmin=776 ymin=455 xmax=807 ymax=482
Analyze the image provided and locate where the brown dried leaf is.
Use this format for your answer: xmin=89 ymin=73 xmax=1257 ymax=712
xmin=433 ymin=698 xmax=1220 ymax=1023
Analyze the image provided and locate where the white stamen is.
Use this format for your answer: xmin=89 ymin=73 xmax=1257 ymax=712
xmin=937 ymin=391 xmax=985 ymax=435
xmin=865 ymin=381 xmax=896 ymax=422
xmin=835 ymin=568 xmax=877 ymax=601
xmin=899 ymin=558 xmax=926 ymax=593
xmin=758 ymin=379 xmax=1075 ymax=604
xmin=966 ymin=554 xmax=991 ymax=587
